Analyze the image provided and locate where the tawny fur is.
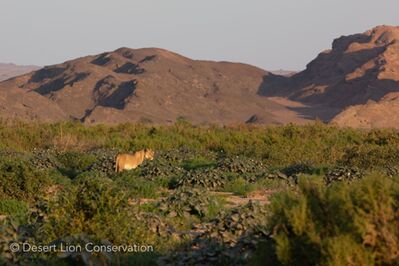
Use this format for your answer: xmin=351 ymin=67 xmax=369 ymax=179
xmin=115 ymin=149 xmax=154 ymax=172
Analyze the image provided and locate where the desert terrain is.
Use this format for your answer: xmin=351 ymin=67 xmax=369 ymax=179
xmin=1 ymin=25 xmax=399 ymax=266
xmin=0 ymin=26 xmax=398 ymax=128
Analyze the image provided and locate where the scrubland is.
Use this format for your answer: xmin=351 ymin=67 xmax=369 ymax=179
xmin=0 ymin=121 xmax=398 ymax=265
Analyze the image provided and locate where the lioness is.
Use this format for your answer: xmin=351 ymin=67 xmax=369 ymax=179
xmin=115 ymin=148 xmax=155 ymax=172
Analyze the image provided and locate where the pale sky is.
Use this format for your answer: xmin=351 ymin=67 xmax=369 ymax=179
xmin=1 ymin=0 xmax=398 ymax=70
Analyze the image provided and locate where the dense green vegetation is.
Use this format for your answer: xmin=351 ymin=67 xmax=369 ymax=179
xmin=0 ymin=120 xmax=398 ymax=169
xmin=267 ymin=175 xmax=399 ymax=266
xmin=0 ymin=121 xmax=398 ymax=265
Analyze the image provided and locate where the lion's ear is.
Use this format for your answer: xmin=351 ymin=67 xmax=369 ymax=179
xmin=144 ymin=148 xmax=148 ymax=152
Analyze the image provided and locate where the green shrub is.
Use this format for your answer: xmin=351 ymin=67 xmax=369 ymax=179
xmin=324 ymin=165 xmax=364 ymax=185
xmin=47 ymin=169 xmax=73 ymax=186
xmin=34 ymin=177 xmax=177 ymax=264
xmin=118 ymin=253 xmax=159 ymax=266
xmin=217 ymin=156 xmax=270 ymax=178
xmin=223 ymin=177 xmax=256 ymax=196
xmin=163 ymin=202 xmax=270 ymax=265
xmin=158 ymin=189 xmax=216 ymax=218
xmin=0 ymin=199 xmax=29 ymax=224
xmin=86 ymin=148 xmax=119 ymax=174
xmin=138 ymin=156 xmax=183 ymax=181
xmin=175 ymin=169 xmax=228 ymax=190
xmin=340 ymin=145 xmax=399 ymax=170
xmin=75 ymin=170 xmax=108 ymax=180
xmin=113 ymin=171 xmax=166 ymax=198
xmin=0 ymin=159 xmax=53 ymax=202
xmin=56 ymin=151 xmax=96 ymax=178
xmin=181 ymin=157 xmax=216 ymax=170
xmin=29 ymin=148 xmax=61 ymax=170
xmin=268 ymin=174 xmax=399 ymax=266
xmin=37 ymin=176 xmax=137 ymax=244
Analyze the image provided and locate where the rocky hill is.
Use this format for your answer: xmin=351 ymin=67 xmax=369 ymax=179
xmin=1 ymin=25 xmax=398 ymax=127
xmin=0 ymin=48 xmax=307 ymax=124
xmin=331 ymin=92 xmax=399 ymax=129
xmin=260 ymin=25 xmax=399 ymax=122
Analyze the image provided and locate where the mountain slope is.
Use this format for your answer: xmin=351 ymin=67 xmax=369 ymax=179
xmin=0 ymin=48 xmax=308 ymax=124
xmin=332 ymin=92 xmax=399 ymax=129
xmin=260 ymin=25 xmax=399 ymax=109
xmin=2 ymin=25 xmax=398 ymax=127
xmin=0 ymin=88 xmax=67 ymax=122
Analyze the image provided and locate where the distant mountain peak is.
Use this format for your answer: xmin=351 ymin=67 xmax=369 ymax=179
xmin=0 ymin=63 xmax=40 ymax=82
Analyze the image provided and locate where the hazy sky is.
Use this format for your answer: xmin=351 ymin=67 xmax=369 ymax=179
xmin=1 ymin=0 xmax=398 ymax=70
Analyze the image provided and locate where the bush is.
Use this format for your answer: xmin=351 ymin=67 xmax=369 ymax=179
xmin=36 ymin=175 xmax=174 ymax=250
xmin=113 ymin=170 xmax=167 ymax=198
xmin=0 ymin=199 xmax=29 ymax=224
xmin=158 ymin=188 xmax=216 ymax=218
xmin=0 ymin=159 xmax=53 ymax=202
xmin=223 ymin=177 xmax=256 ymax=196
xmin=340 ymin=145 xmax=399 ymax=171
xmin=181 ymin=157 xmax=217 ymax=171
xmin=268 ymin=174 xmax=399 ymax=265
xmin=162 ymin=202 xmax=270 ymax=265
xmin=56 ymin=151 xmax=96 ymax=178
xmin=175 ymin=169 xmax=229 ymax=190
xmin=36 ymin=175 xmax=130 ymax=243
